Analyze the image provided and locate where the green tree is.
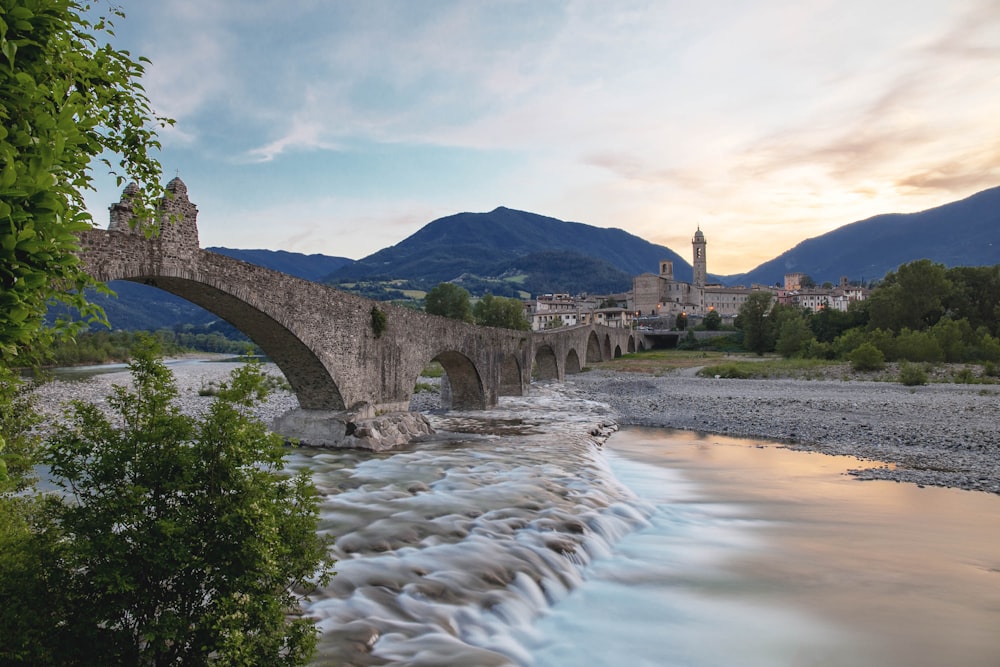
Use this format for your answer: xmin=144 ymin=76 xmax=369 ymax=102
xmin=810 ymin=307 xmax=854 ymax=343
xmin=424 ymin=282 xmax=473 ymax=322
xmin=13 ymin=341 xmax=334 ymax=664
xmin=0 ymin=0 xmax=173 ymax=365
xmin=737 ymin=291 xmax=775 ymax=355
xmin=775 ymin=314 xmax=816 ymax=358
xmin=867 ymin=260 xmax=952 ymax=333
xmin=702 ymin=309 xmax=722 ymax=331
xmin=473 ymin=293 xmax=530 ymax=330
xmin=946 ymin=265 xmax=1000 ymax=336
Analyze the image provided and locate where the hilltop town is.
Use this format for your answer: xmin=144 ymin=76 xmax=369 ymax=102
xmin=525 ymin=226 xmax=869 ymax=332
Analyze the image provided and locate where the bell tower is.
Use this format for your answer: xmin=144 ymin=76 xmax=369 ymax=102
xmin=692 ymin=226 xmax=707 ymax=288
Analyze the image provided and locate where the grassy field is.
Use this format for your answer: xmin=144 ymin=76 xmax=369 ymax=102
xmin=588 ymin=350 xmax=1000 ymax=384
xmin=587 ymin=350 xmax=741 ymax=375
xmin=590 ymin=349 xmax=848 ymax=378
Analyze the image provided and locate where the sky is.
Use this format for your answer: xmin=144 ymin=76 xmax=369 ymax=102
xmin=84 ymin=0 xmax=1000 ymax=275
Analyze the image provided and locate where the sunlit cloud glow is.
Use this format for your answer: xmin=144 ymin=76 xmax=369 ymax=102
xmin=87 ymin=0 xmax=1000 ymax=275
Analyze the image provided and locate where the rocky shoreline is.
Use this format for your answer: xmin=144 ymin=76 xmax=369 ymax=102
xmin=561 ymin=368 xmax=1000 ymax=495
xmin=28 ymin=359 xmax=1000 ymax=495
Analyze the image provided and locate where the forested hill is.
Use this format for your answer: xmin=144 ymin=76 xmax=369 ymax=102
xmin=326 ymin=206 xmax=696 ymax=293
xmin=206 ymin=248 xmax=353 ymax=282
xmin=724 ymin=186 xmax=1000 ymax=286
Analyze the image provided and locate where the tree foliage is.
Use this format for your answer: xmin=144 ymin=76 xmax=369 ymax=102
xmin=424 ymin=282 xmax=473 ymax=323
xmin=0 ymin=0 xmax=173 ymax=364
xmin=736 ymin=291 xmax=775 ymax=355
xmin=775 ymin=311 xmax=815 ymax=358
xmin=1 ymin=340 xmax=335 ymax=664
xmin=473 ymin=293 xmax=530 ymax=330
xmin=702 ymin=309 xmax=722 ymax=331
xmin=728 ymin=260 xmax=1000 ymax=364
xmin=866 ymin=259 xmax=952 ymax=333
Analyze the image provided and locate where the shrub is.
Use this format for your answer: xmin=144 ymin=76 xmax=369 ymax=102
xmin=898 ymin=362 xmax=928 ymax=386
xmin=985 ymin=361 xmax=1000 ymax=377
xmin=894 ymin=328 xmax=944 ymax=363
xmin=698 ymin=363 xmax=753 ymax=379
xmin=677 ymin=330 xmax=699 ymax=350
xmin=953 ymin=367 xmax=978 ymax=384
xmin=849 ymin=343 xmax=885 ymax=371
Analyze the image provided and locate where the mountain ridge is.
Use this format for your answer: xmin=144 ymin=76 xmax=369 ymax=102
xmin=723 ymin=186 xmax=1000 ymax=286
xmin=328 ymin=206 xmax=696 ymax=289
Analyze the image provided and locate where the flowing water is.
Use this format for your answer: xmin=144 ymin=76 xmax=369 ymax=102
xmin=288 ymin=389 xmax=1000 ymax=667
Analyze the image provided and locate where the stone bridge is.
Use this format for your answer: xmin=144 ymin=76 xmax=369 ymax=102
xmin=77 ymin=179 xmax=641 ymax=447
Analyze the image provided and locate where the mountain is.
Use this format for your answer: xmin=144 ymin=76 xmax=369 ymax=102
xmin=206 ymin=248 xmax=354 ymax=282
xmin=328 ymin=206 xmax=693 ymax=293
xmin=725 ymin=187 xmax=1000 ymax=287
xmin=88 ymin=249 xmax=353 ymax=331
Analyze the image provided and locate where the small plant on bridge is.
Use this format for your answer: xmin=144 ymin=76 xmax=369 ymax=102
xmin=371 ymin=305 xmax=388 ymax=338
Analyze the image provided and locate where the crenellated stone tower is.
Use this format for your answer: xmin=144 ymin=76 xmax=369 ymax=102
xmin=107 ymin=176 xmax=200 ymax=259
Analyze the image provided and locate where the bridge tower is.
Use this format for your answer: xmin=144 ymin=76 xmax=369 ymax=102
xmin=107 ymin=177 xmax=200 ymax=258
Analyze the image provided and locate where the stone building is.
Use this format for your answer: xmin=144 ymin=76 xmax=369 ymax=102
xmin=778 ymin=275 xmax=869 ymax=312
xmin=527 ymin=293 xmax=634 ymax=331
xmin=630 ymin=227 xmax=769 ymax=322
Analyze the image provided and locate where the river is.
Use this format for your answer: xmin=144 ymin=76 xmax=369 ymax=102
xmin=283 ymin=391 xmax=1000 ymax=667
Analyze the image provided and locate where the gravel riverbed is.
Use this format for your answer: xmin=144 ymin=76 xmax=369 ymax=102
xmin=29 ymin=360 xmax=1000 ymax=495
xmin=562 ymin=368 xmax=1000 ymax=495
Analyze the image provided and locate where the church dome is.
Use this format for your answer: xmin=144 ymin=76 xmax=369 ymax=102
xmin=693 ymin=227 xmax=705 ymax=242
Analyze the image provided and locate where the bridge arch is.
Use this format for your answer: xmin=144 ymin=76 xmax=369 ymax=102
xmin=603 ymin=334 xmax=613 ymax=359
xmin=430 ymin=350 xmax=485 ymax=410
xmin=627 ymin=336 xmax=636 ymax=353
xmin=533 ymin=344 xmax=559 ymax=381
xmin=122 ymin=274 xmax=347 ymax=411
xmin=586 ymin=331 xmax=602 ymax=363
xmin=565 ymin=348 xmax=582 ymax=374
xmin=499 ymin=354 xmax=523 ymax=396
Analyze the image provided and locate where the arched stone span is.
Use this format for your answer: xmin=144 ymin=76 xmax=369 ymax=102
xmin=627 ymin=336 xmax=636 ymax=353
xmin=614 ymin=345 xmax=622 ymax=358
xmin=431 ymin=350 xmax=485 ymax=410
xmin=499 ymin=355 xmax=523 ymax=396
xmin=533 ymin=344 xmax=559 ymax=380
xmin=586 ymin=331 xmax=602 ymax=363
xmin=130 ymin=275 xmax=345 ymax=410
xmin=565 ymin=349 xmax=582 ymax=374
xmin=603 ymin=334 xmax=613 ymax=360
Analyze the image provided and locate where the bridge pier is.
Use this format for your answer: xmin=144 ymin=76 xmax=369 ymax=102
xmin=272 ymin=408 xmax=434 ymax=452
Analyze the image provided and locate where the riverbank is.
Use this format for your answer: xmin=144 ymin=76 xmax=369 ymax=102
xmin=29 ymin=358 xmax=300 ymax=427
xmin=27 ymin=358 xmax=1000 ymax=494
xmin=562 ymin=368 xmax=1000 ymax=494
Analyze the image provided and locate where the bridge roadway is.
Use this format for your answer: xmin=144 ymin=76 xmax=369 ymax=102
xmin=76 ymin=179 xmax=642 ymax=445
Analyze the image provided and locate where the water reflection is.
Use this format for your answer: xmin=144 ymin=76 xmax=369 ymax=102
xmin=529 ymin=427 xmax=1000 ymax=667
xmin=295 ymin=416 xmax=1000 ymax=666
